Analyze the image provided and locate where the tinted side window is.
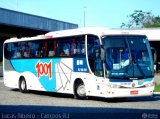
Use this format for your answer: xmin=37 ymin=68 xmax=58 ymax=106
xmin=56 ymin=36 xmax=85 ymax=57
xmin=4 ymin=35 xmax=86 ymax=59
xmin=4 ymin=43 xmax=20 ymax=59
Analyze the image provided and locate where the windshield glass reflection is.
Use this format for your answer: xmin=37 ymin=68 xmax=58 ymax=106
xmin=102 ymin=35 xmax=154 ymax=79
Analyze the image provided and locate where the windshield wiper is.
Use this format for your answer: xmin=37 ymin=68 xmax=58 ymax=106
xmin=135 ymin=61 xmax=146 ymax=78
xmin=122 ymin=57 xmax=133 ymax=79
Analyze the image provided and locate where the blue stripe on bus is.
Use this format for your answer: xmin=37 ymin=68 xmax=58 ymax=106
xmin=11 ymin=58 xmax=61 ymax=92
xmin=138 ymin=78 xmax=153 ymax=85
xmin=110 ymin=78 xmax=153 ymax=83
xmin=109 ymin=79 xmax=133 ymax=82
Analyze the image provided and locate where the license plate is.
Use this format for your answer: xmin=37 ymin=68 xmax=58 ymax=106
xmin=130 ymin=90 xmax=138 ymax=95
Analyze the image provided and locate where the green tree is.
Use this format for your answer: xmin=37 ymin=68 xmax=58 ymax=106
xmin=145 ymin=16 xmax=160 ymax=28
xmin=121 ymin=10 xmax=160 ymax=28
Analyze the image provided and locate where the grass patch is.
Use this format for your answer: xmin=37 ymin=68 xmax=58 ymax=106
xmin=154 ymin=84 xmax=160 ymax=92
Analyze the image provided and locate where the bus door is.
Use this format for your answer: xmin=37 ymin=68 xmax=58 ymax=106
xmin=86 ymin=35 xmax=105 ymax=95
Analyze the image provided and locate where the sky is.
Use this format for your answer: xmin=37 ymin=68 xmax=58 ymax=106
xmin=0 ymin=0 xmax=160 ymax=28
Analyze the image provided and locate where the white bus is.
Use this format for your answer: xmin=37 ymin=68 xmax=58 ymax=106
xmin=3 ymin=27 xmax=155 ymax=99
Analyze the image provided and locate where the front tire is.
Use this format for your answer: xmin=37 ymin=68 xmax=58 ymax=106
xmin=74 ymin=80 xmax=86 ymax=99
xmin=19 ymin=77 xmax=28 ymax=93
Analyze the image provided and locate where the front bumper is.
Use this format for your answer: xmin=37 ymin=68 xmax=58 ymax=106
xmin=105 ymin=86 xmax=154 ymax=98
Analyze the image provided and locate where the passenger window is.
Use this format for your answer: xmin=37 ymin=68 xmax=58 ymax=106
xmin=56 ymin=35 xmax=85 ymax=57
xmin=4 ymin=43 xmax=13 ymax=59
xmin=70 ymin=36 xmax=85 ymax=57
xmin=4 ymin=36 xmax=86 ymax=59
xmin=48 ymin=40 xmax=56 ymax=57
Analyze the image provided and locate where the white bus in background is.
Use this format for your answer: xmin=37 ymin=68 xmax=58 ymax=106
xmin=3 ymin=27 xmax=155 ymax=99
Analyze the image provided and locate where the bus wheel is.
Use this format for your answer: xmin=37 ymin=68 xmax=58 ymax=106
xmin=19 ymin=77 xmax=28 ymax=93
xmin=74 ymin=80 xmax=86 ymax=99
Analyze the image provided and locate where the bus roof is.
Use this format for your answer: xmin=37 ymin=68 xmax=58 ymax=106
xmin=4 ymin=27 xmax=147 ymax=43
xmin=45 ymin=27 xmax=146 ymax=38
xmin=119 ymin=28 xmax=160 ymax=41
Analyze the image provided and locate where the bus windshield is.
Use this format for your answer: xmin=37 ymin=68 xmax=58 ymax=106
xmin=102 ymin=35 xmax=154 ymax=79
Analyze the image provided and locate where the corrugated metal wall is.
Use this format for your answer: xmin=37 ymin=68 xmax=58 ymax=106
xmin=0 ymin=8 xmax=78 ymax=31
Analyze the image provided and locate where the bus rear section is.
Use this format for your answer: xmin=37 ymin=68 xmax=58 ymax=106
xmin=3 ymin=35 xmax=89 ymax=97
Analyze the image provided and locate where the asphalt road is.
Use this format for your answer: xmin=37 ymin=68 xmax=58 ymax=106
xmin=0 ymin=79 xmax=160 ymax=119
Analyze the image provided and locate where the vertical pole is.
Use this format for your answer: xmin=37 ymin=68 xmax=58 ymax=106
xmin=17 ymin=0 xmax=18 ymax=11
xmin=83 ymin=6 xmax=86 ymax=27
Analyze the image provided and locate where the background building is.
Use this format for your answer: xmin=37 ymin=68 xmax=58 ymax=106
xmin=0 ymin=7 xmax=78 ymax=76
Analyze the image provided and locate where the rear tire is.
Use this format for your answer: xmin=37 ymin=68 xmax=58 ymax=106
xmin=19 ymin=77 xmax=28 ymax=93
xmin=74 ymin=80 xmax=86 ymax=99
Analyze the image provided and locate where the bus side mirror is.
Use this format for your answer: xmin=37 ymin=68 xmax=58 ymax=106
xmin=101 ymin=45 xmax=105 ymax=61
